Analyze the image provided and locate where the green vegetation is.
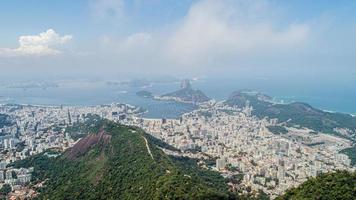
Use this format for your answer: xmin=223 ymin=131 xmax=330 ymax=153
xmin=0 ymin=184 xmax=12 ymax=200
xmin=267 ymin=126 xmax=288 ymax=135
xmin=226 ymin=173 xmax=244 ymax=185
xmin=8 ymin=116 xmax=276 ymax=199
xmin=277 ymin=170 xmax=356 ymax=200
xmin=0 ymin=184 xmax=11 ymax=199
xmin=0 ymin=184 xmax=11 ymax=194
xmin=340 ymin=146 xmax=356 ymax=166
xmin=0 ymin=114 xmax=12 ymax=128
xmin=306 ymin=142 xmax=325 ymax=147
xmin=170 ymin=156 xmax=229 ymax=194
xmin=9 ymin=149 xmax=59 ymax=182
xmin=15 ymin=141 xmax=26 ymax=152
xmin=226 ymin=91 xmax=356 ymax=141
xmin=142 ymin=131 xmax=180 ymax=152
xmin=65 ymin=114 xmax=104 ymax=140
xmin=13 ymin=118 xmax=233 ymax=200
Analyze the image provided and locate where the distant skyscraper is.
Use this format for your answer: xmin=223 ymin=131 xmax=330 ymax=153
xmin=3 ymin=139 xmax=9 ymax=149
xmin=0 ymin=162 xmax=6 ymax=170
xmin=277 ymin=166 xmax=285 ymax=180
xmin=0 ymin=171 xmax=4 ymax=182
xmin=65 ymin=132 xmax=71 ymax=140
xmin=67 ymin=109 xmax=72 ymax=125
xmin=9 ymin=139 xmax=15 ymax=149
xmin=216 ymin=158 xmax=226 ymax=170
xmin=162 ymin=118 xmax=167 ymax=124
xmin=5 ymin=170 xmax=12 ymax=180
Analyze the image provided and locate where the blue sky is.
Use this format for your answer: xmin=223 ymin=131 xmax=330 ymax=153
xmin=0 ymin=0 xmax=355 ymax=81
xmin=0 ymin=0 xmax=194 ymax=42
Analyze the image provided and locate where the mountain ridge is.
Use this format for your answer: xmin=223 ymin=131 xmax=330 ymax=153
xmin=225 ymin=90 xmax=356 ymax=141
xmin=11 ymin=118 xmax=231 ymax=200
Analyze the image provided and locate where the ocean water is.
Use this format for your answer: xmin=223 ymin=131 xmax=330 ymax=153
xmin=0 ymin=81 xmax=194 ymax=119
xmin=0 ymin=78 xmax=355 ymax=118
xmin=195 ymin=78 xmax=356 ymax=115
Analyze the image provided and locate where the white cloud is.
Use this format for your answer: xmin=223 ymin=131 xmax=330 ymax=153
xmin=0 ymin=29 xmax=72 ymax=57
xmin=97 ymin=32 xmax=152 ymax=52
xmin=165 ymin=0 xmax=310 ymax=64
xmin=94 ymin=0 xmax=312 ymax=73
xmin=125 ymin=33 xmax=151 ymax=47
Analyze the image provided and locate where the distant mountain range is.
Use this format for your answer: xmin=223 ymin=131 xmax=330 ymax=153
xmin=225 ymin=91 xmax=356 ymax=142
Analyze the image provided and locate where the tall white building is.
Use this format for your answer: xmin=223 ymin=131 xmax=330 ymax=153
xmin=216 ymin=158 xmax=226 ymax=170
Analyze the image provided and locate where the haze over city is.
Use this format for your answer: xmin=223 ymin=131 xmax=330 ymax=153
xmin=0 ymin=1 xmax=355 ymax=200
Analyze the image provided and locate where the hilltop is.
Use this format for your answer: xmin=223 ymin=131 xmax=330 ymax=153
xmin=161 ymin=79 xmax=210 ymax=103
xmin=225 ymin=91 xmax=356 ymax=141
xmin=276 ymin=170 xmax=356 ymax=200
xmin=10 ymin=118 xmax=231 ymax=200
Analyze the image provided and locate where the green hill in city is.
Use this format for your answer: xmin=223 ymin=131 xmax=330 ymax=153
xmin=226 ymin=91 xmax=356 ymax=141
xmin=276 ymin=170 xmax=356 ymax=200
xmin=11 ymin=118 xmax=231 ymax=200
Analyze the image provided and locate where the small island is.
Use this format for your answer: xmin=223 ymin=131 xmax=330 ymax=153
xmin=136 ymin=90 xmax=153 ymax=98
xmin=136 ymin=79 xmax=210 ymax=104
xmin=158 ymin=79 xmax=210 ymax=104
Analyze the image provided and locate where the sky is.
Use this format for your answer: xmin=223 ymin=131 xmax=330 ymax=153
xmin=0 ymin=0 xmax=355 ymax=82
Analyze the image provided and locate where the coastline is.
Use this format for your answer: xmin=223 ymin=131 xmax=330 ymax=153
xmin=1 ymin=88 xmax=356 ymax=118
xmin=271 ymin=96 xmax=356 ymax=117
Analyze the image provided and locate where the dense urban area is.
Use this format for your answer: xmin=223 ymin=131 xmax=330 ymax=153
xmin=0 ymin=92 xmax=354 ymax=198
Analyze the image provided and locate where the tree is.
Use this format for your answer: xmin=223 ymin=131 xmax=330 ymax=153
xmin=0 ymin=184 xmax=11 ymax=197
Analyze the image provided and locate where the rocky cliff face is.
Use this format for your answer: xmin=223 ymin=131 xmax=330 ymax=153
xmin=65 ymin=129 xmax=111 ymax=160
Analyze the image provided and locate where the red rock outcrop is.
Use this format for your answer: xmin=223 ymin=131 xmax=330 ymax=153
xmin=65 ymin=130 xmax=111 ymax=160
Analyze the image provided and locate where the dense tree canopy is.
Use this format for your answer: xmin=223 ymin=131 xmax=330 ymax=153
xmin=276 ymin=171 xmax=356 ymax=200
